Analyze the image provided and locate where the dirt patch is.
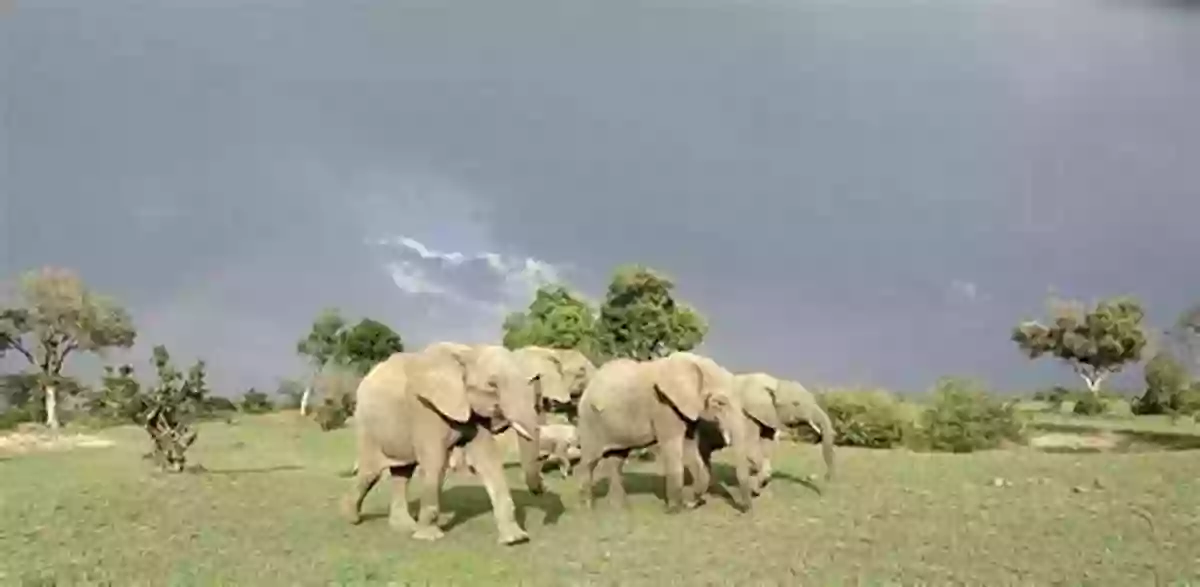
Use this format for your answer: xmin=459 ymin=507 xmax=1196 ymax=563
xmin=0 ymin=429 xmax=116 ymax=455
xmin=1028 ymin=431 xmax=1120 ymax=452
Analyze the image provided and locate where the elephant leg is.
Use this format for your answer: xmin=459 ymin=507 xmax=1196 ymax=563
xmin=554 ymin=442 xmax=572 ymax=478
xmin=342 ymin=458 xmax=384 ymax=524
xmin=746 ymin=436 xmax=768 ymax=496
xmin=578 ymin=444 xmax=604 ymax=509
xmin=386 ymin=464 xmax=417 ymax=531
xmin=682 ymin=435 xmax=709 ymax=508
xmin=658 ymin=434 xmax=686 ymax=513
xmin=602 ymin=452 xmax=629 ymax=509
xmin=464 ymin=429 xmax=530 ymax=546
xmin=412 ymin=447 xmax=449 ymax=541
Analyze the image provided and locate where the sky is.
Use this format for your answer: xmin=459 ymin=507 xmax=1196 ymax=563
xmin=3 ymin=0 xmax=1200 ymax=395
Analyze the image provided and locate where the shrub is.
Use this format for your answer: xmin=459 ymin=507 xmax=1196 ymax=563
xmin=311 ymin=365 xmax=361 ymax=431
xmin=1071 ymin=392 xmax=1108 ymax=416
xmin=916 ymin=377 xmax=1025 ymax=453
xmin=0 ymin=406 xmax=34 ymax=431
xmin=1031 ymin=386 xmax=1072 ymax=410
xmin=1133 ymin=352 xmax=1192 ymax=417
xmin=240 ymin=388 xmax=274 ymax=414
xmin=816 ymin=388 xmax=912 ymax=449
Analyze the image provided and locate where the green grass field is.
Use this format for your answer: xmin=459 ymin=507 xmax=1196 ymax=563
xmin=3 ymin=413 xmax=1200 ymax=586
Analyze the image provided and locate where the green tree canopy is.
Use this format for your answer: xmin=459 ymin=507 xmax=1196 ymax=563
xmin=502 ymin=285 xmax=599 ymax=359
xmin=1012 ymin=295 xmax=1148 ymax=395
xmin=595 ymin=265 xmax=708 ymax=361
xmin=339 ymin=318 xmax=405 ymax=374
xmin=1135 ymin=350 xmax=1190 ymax=416
xmin=0 ymin=267 xmax=137 ymax=428
xmin=294 ymin=309 xmax=404 ymax=414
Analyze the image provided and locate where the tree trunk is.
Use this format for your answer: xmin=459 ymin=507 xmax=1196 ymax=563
xmin=44 ymin=384 xmax=60 ymax=430
xmin=1080 ymin=373 xmax=1105 ymax=396
xmin=299 ymin=386 xmax=312 ymax=416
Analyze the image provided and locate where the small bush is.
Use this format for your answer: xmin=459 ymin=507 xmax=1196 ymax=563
xmin=1071 ymin=393 xmax=1108 ymax=416
xmin=816 ymin=389 xmax=913 ymax=449
xmin=916 ymin=377 xmax=1025 ymax=453
xmin=0 ymin=407 xmax=34 ymax=431
xmin=240 ymin=388 xmax=274 ymax=414
xmin=311 ymin=365 xmax=361 ymax=431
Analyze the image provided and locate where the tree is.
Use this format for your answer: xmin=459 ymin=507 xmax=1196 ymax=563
xmin=1135 ymin=351 xmax=1191 ymax=416
xmin=595 ymin=265 xmax=708 ymax=361
xmin=240 ymin=387 xmax=274 ymax=414
xmin=0 ymin=267 xmax=137 ymax=428
xmin=339 ymin=318 xmax=405 ymax=375
xmin=502 ymin=285 xmax=600 ymax=359
xmin=141 ymin=345 xmax=209 ymax=472
xmin=1169 ymin=303 xmax=1200 ymax=373
xmin=295 ymin=308 xmax=347 ymax=416
xmin=295 ymin=309 xmax=404 ymax=415
xmin=1012 ymin=296 xmax=1148 ymax=395
xmin=87 ymin=363 xmax=145 ymax=423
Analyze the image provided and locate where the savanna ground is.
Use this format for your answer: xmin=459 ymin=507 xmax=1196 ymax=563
xmin=3 ymin=408 xmax=1200 ymax=586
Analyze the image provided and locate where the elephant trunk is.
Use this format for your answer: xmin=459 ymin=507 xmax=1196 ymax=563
xmin=812 ymin=404 xmax=836 ymax=482
xmin=717 ymin=408 xmax=754 ymax=511
xmin=503 ymin=394 xmax=545 ymax=495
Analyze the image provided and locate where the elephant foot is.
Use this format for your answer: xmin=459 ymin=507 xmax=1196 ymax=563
xmin=683 ymin=496 xmax=705 ymax=509
xmin=664 ymin=503 xmax=684 ymax=515
xmin=341 ymin=497 xmax=363 ymax=525
xmin=411 ymin=525 xmax=445 ymax=541
xmin=497 ymin=527 xmax=530 ymax=546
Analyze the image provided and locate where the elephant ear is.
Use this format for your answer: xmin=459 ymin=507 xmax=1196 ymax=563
xmin=738 ymin=375 xmax=784 ymax=432
xmin=653 ymin=356 xmax=704 ymax=422
xmin=410 ymin=350 xmax=473 ymax=423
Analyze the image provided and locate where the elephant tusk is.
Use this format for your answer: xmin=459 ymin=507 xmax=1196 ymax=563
xmin=511 ymin=422 xmax=535 ymax=441
xmin=721 ymin=429 xmax=732 ymax=446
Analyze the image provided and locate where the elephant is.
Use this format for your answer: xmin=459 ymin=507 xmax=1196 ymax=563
xmin=513 ymin=346 xmax=596 ymax=421
xmin=441 ymin=345 xmax=594 ymax=480
xmin=697 ymin=373 xmax=835 ymax=497
xmin=576 ymin=351 xmax=754 ymax=513
xmin=448 ymin=421 xmax=581 ymax=478
xmin=341 ymin=341 xmax=544 ymax=545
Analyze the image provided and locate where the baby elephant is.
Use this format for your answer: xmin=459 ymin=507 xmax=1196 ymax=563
xmin=539 ymin=422 xmax=581 ymax=478
xmin=449 ymin=423 xmax=581 ymax=477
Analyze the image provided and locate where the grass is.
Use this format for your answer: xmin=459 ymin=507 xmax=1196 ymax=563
xmin=3 ymin=413 xmax=1200 ymax=585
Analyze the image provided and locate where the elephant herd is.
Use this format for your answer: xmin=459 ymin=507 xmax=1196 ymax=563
xmin=341 ymin=342 xmax=835 ymax=546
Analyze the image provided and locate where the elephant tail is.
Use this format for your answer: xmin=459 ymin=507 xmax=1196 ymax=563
xmin=812 ymin=405 xmax=836 ymax=482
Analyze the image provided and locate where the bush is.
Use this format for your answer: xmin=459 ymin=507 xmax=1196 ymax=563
xmin=240 ymin=388 xmax=274 ymax=414
xmin=916 ymin=377 xmax=1025 ymax=453
xmin=311 ymin=365 xmax=361 ymax=431
xmin=816 ymin=389 xmax=913 ymax=449
xmin=1071 ymin=392 xmax=1108 ymax=416
xmin=0 ymin=407 xmax=35 ymax=431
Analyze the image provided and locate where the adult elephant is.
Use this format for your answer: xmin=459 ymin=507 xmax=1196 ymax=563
xmin=341 ymin=341 xmax=544 ymax=545
xmin=511 ymin=345 xmax=596 ymax=416
xmin=698 ymin=373 xmax=835 ymax=495
xmin=445 ymin=345 xmax=595 ymax=476
xmin=576 ymin=352 xmax=754 ymax=513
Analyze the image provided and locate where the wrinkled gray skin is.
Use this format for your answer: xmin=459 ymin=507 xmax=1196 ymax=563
xmin=576 ymin=352 xmax=754 ymax=513
xmin=698 ymin=373 xmax=835 ymax=495
xmin=341 ymin=342 xmax=543 ymax=545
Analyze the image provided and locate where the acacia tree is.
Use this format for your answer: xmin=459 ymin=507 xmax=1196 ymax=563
xmin=1011 ymin=295 xmax=1148 ymax=395
xmin=502 ymin=284 xmax=600 ymax=361
xmin=595 ymin=265 xmax=708 ymax=361
xmin=0 ymin=267 xmax=136 ymax=428
xmin=295 ymin=309 xmax=403 ymax=415
xmin=295 ymin=309 xmax=347 ymax=416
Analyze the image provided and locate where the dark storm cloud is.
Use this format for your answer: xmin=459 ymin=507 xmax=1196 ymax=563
xmin=4 ymin=0 xmax=1199 ymax=392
